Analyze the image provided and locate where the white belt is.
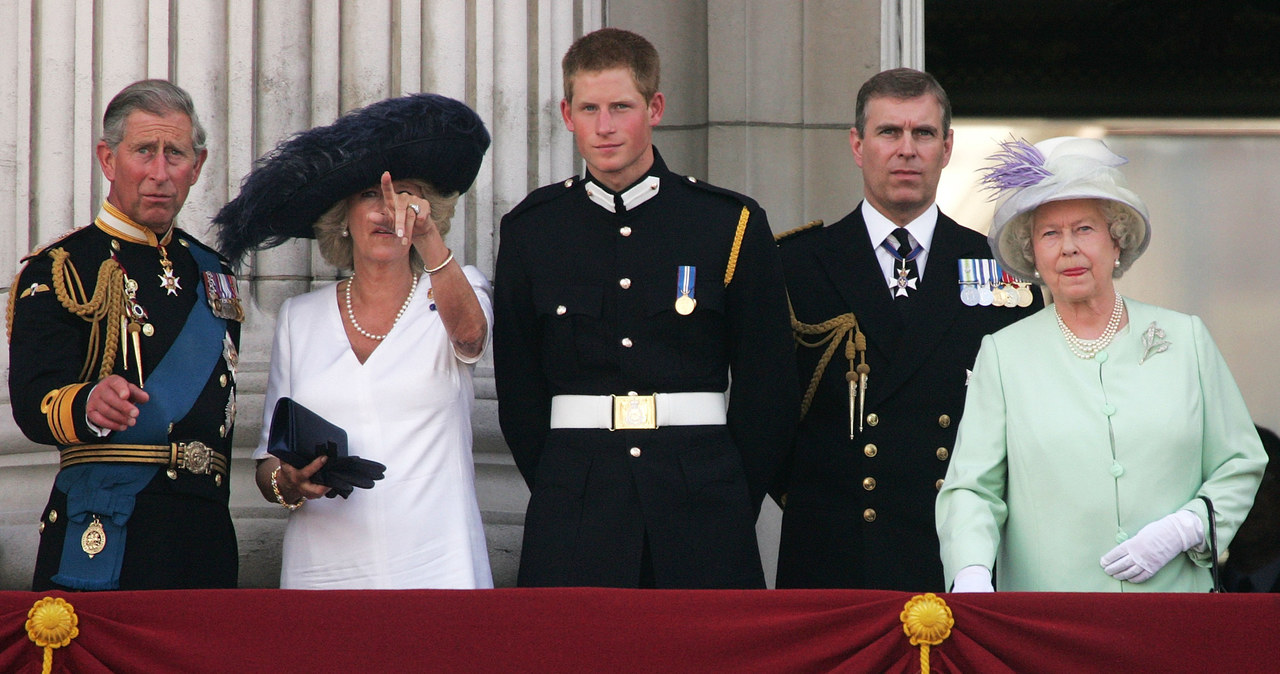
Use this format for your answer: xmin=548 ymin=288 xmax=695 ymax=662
xmin=550 ymin=392 xmax=727 ymax=430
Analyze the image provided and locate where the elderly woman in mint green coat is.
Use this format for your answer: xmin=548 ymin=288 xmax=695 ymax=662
xmin=936 ymin=137 xmax=1266 ymax=592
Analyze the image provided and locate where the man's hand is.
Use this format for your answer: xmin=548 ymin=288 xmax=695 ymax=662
xmin=86 ymin=374 xmax=150 ymax=432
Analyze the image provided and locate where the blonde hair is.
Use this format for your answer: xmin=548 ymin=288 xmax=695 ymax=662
xmin=314 ymin=179 xmax=459 ymax=273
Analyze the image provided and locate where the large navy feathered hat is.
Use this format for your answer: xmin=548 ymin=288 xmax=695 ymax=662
xmin=214 ymin=93 xmax=489 ymax=263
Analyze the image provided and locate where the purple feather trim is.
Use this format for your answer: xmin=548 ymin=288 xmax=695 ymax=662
xmin=981 ymin=137 xmax=1050 ymax=196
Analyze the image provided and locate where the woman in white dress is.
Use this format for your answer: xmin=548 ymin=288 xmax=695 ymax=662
xmin=214 ymin=94 xmax=493 ymax=589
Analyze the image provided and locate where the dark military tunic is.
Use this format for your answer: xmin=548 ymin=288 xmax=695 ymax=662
xmin=9 ymin=206 xmax=240 ymax=590
xmin=494 ymin=149 xmax=797 ymax=588
xmin=775 ymin=205 xmax=1040 ymax=591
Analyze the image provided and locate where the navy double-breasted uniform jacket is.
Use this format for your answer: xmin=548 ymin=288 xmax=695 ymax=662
xmin=9 ymin=212 xmax=240 ymax=590
xmin=494 ymin=149 xmax=797 ymax=588
xmin=775 ymin=205 xmax=1039 ymax=591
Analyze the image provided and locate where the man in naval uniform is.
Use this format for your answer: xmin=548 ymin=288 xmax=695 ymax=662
xmin=774 ymin=69 xmax=1040 ymax=591
xmin=9 ymin=80 xmax=243 ymax=590
xmin=494 ymin=28 xmax=796 ymax=588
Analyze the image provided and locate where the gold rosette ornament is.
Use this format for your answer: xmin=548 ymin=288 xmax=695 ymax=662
xmin=26 ymin=596 xmax=79 ymax=674
xmin=900 ymin=593 xmax=954 ymax=674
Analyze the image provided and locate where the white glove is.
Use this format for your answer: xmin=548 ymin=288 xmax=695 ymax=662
xmin=1100 ymin=510 xmax=1204 ymax=583
xmin=951 ymin=565 xmax=994 ymax=593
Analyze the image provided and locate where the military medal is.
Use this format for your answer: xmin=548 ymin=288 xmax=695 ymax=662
xmin=1016 ymin=283 xmax=1034 ymax=307
xmin=957 ymin=259 xmax=979 ymax=306
xmin=81 ymin=514 xmax=106 ymax=558
xmin=157 ymin=243 xmax=181 ymax=295
xmin=976 ymin=260 xmax=994 ymax=306
xmin=884 ymin=233 xmax=921 ymax=298
xmin=675 ymin=266 xmax=697 ymax=315
xmin=203 ymin=271 xmax=244 ymax=321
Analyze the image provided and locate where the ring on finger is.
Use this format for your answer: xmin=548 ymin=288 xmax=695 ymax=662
xmin=408 ymin=203 xmax=421 ymax=215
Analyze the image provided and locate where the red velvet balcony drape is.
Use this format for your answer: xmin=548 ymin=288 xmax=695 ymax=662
xmin=3 ymin=589 xmax=1277 ymax=673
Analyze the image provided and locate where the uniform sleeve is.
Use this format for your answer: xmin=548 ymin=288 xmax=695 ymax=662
xmin=1180 ymin=315 xmax=1267 ymax=566
xmin=7 ymin=253 xmax=98 ymax=447
xmin=454 ymin=265 xmax=494 ymax=365
xmin=253 ymin=296 xmax=294 ymax=460
xmin=493 ymin=222 xmax=551 ymax=487
xmin=936 ymin=334 xmax=1010 ymax=589
xmin=723 ymin=206 xmax=798 ymax=508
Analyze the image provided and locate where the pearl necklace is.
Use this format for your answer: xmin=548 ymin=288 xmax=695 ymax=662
xmin=344 ymin=274 xmax=418 ymax=341
xmin=1055 ymin=290 xmax=1124 ymax=359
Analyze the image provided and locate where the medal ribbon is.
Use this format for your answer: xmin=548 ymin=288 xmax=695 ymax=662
xmin=677 ymin=265 xmax=696 ymax=300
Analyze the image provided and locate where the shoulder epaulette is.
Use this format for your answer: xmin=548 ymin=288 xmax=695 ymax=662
xmin=678 ymin=174 xmax=759 ymax=210
xmin=775 ymin=220 xmax=824 ymax=243
xmin=19 ymin=225 xmax=92 ymax=263
xmin=503 ymin=177 xmax=579 ymax=222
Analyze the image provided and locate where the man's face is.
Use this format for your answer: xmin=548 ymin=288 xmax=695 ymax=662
xmin=560 ymin=67 xmax=664 ymax=192
xmin=851 ymin=95 xmax=952 ymax=226
xmin=97 ymin=110 xmax=207 ymax=235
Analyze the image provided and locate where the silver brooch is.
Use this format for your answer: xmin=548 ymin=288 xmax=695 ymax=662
xmin=1139 ymin=321 xmax=1171 ymax=364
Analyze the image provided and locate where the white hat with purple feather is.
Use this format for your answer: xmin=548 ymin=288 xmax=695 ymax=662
xmin=981 ymin=136 xmax=1151 ymax=282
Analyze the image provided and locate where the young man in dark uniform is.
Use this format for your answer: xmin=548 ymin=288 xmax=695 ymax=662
xmin=494 ymin=28 xmax=796 ymax=588
xmin=774 ymin=69 xmax=1040 ymax=591
xmin=9 ymin=80 xmax=242 ymax=590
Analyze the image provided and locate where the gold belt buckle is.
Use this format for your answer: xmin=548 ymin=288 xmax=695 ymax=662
xmin=611 ymin=393 xmax=657 ymax=431
xmin=180 ymin=441 xmax=213 ymax=475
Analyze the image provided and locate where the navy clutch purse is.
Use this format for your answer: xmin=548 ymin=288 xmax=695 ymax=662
xmin=267 ymin=397 xmax=386 ymax=498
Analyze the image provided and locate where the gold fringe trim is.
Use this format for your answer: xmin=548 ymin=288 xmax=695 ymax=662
xmin=900 ymin=593 xmax=954 ymax=674
xmin=26 ymin=596 xmax=79 ymax=674
xmin=723 ymin=206 xmax=750 ymax=287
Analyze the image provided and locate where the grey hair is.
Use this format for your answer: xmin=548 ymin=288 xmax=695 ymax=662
xmin=102 ymin=79 xmax=207 ymax=152
xmin=1018 ymin=198 xmax=1145 ymax=280
xmin=314 ymin=178 xmax=459 ymax=274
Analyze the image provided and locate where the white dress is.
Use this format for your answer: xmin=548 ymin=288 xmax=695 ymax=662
xmin=253 ymin=267 xmax=495 ymax=589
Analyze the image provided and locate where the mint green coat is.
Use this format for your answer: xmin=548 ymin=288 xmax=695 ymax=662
xmin=936 ymin=298 xmax=1267 ymax=592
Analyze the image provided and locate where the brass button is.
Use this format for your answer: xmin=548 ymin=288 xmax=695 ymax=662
xmin=39 ymin=522 xmax=45 ymax=534
xmin=215 ymin=474 xmax=224 ymax=487
xmin=556 ymin=305 xmax=567 ymax=316
xmin=866 ymin=413 xmax=879 ymax=427
xmin=219 ymin=424 xmax=228 ymax=438
xmin=563 ymin=178 xmax=574 ymax=188
xmin=863 ymin=443 xmax=878 ymax=458
xmin=863 ymin=508 xmax=877 ymax=522
xmin=619 ymin=278 xmax=631 ymax=289
xmin=936 ymin=479 xmax=945 ymax=490
xmin=629 ymin=447 xmax=642 ymax=458
xmin=111 ymin=240 xmax=121 ymax=251
xmin=938 ymin=414 xmax=951 ymax=428
xmin=142 ymin=323 xmax=155 ymax=337
xmin=621 ymin=337 xmax=633 ymax=348
xmin=48 ymin=509 xmax=58 ymax=524
xmin=687 ymin=176 xmax=698 ymax=183
xmin=220 ymin=374 xmax=229 ymax=387
xmin=620 ymin=226 xmax=632 ymax=237
xmin=936 ymin=447 xmax=949 ymax=461
xmin=862 ymin=477 xmax=876 ymax=491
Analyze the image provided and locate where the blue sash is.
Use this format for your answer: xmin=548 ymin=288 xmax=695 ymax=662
xmin=52 ymin=241 xmax=229 ymax=590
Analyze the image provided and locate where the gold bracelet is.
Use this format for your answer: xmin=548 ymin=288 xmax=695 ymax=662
xmin=270 ymin=465 xmax=305 ymax=511
xmin=425 ymin=249 xmax=454 ymax=275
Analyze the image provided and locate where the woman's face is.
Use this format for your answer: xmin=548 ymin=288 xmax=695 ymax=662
xmin=1031 ymin=198 xmax=1121 ymax=304
xmin=345 ymin=179 xmax=425 ymax=266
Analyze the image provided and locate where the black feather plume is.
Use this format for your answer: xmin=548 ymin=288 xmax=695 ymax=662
xmin=213 ymin=93 xmax=489 ymax=264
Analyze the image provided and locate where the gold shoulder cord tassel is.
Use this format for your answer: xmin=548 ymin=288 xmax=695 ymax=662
xmin=791 ymin=301 xmax=868 ymax=438
xmin=47 ymin=249 xmax=129 ymax=381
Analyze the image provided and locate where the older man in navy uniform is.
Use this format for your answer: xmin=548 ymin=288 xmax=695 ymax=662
xmin=494 ymin=28 xmax=796 ymax=588
xmin=774 ymin=69 xmax=1041 ymax=591
xmin=9 ymin=80 xmax=242 ymax=590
